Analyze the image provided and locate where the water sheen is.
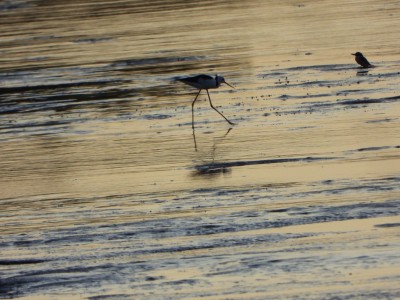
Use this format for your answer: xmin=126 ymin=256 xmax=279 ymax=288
xmin=1 ymin=0 xmax=400 ymax=299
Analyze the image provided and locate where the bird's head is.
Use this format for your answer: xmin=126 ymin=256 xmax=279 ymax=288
xmin=352 ymin=52 xmax=363 ymax=57
xmin=216 ymin=75 xmax=234 ymax=89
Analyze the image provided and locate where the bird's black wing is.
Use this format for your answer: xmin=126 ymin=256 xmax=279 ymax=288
xmin=364 ymin=57 xmax=371 ymax=66
xmin=178 ymin=74 xmax=213 ymax=83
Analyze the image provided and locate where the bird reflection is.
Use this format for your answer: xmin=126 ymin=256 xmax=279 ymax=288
xmin=191 ymin=127 xmax=233 ymax=178
xmin=192 ymin=164 xmax=232 ymax=177
xmin=192 ymin=127 xmax=232 ymax=152
xmin=356 ymin=69 xmax=369 ymax=76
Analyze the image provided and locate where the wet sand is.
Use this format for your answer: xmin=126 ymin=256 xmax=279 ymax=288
xmin=1 ymin=0 xmax=400 ymax=299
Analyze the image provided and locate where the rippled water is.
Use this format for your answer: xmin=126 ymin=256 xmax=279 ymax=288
xmin=1 ymin=0 xmax=400 ymax=299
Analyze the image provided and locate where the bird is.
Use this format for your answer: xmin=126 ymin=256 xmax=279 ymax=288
xmin=177 ymin=74 xmax=235 ymax=127
xmin=352 ymin=52 xmax=373 ymax=68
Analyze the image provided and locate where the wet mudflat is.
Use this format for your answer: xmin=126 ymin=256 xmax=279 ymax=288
xmin=1 ymin=0 xmax=400 ymax=299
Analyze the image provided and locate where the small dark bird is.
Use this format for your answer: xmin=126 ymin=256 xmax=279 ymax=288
xmin=352 ymin=52 xmax=373 ymax=68
xmin=178 ymin=74 xmax=235 ymax=127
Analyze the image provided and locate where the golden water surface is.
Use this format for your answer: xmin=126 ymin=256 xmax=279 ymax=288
xmin=1 ymin=0 xmax=400 ymax=299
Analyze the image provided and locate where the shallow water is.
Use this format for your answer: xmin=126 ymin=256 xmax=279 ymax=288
xmin=1 ymin=0 xmax=400 ymax=299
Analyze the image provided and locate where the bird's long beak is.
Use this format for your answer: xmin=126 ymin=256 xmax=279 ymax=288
xmin=351 ymin=53 xmax=356 ymax=56
xmin=224 ymin=81 xmax=235 ymax=89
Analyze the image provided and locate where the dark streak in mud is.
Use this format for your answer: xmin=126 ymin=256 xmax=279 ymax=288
xmin=0 ymin=80 xmax=126 ymax=94
xmin=374 ymin=223 xmax=400 ymax=228
xmin=340 ymin=95 xmax=400 ymax=106
xmin=194 ymin=156 xmax=337 ymax=173
xmin=0 ymin=259 xmax=48 ymax=266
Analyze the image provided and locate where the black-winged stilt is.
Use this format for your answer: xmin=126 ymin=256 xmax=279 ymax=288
xmin=178 ymin=74 xmax=235 ymax=127
xmin=352 ymin=52 xmax=373 ymax=68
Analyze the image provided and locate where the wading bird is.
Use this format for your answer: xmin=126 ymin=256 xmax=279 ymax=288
xmin=352 ymin=52 xmax=373 ymax=68
xmin=178 ymin=74 xmax=235 ymax=127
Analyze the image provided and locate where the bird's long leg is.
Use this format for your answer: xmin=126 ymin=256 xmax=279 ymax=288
xmin=192 ymin=89 xmax=202 ymax=128
xmin=206 ymin=89 xmax=235 ymax=125
xmin=192 ymin=127 xmax=198 ymax=151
